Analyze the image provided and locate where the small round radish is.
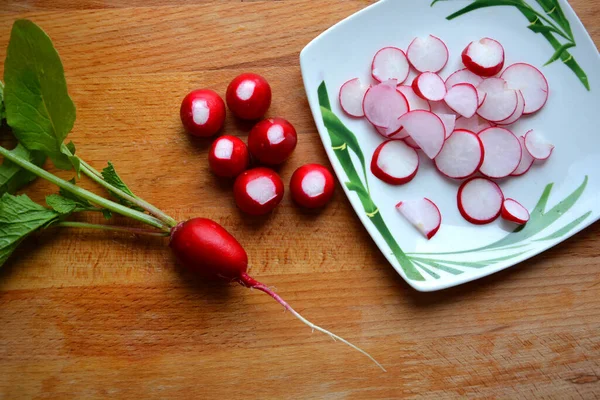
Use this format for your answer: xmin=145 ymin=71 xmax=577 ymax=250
xmin=396 ymin=198 xmax=442 ymax=239
xmin=233 ymin=167 xmax=284 ymax=215
xmin=444 ymin=83 xmax=479 ymax=118
xmin=226 ymin=73 xmax=272 ymax=120
xmin=208 ymin=135 xmax=250 ymax=178
xmin=502 ymin=198 xmax=530 ymax=224
xmin=524 ymin=129 xmax=554 ymax=160
xmin=462 ymin=38 xmax=505 ymax=77
xmin=454 ymin=115 xmax=492 ymax=133
xmin=371 ymin=47 xmax=410 ymax=84
xmin=290 ymin=164 xmax=335 ymax=208
xmin=445 ymin=68 xmax=483 ymax=90
xmin=370 ymin=140 xmax=419 ymax=185
xmin=478 ymin=127 xmax=522 ymax=178
xmin=362 ymin=81 xmax=409 ymax=130
xmin=496 ymin=90 xmax=525 ymax=126
xmin=397 ymin=85 xmax=431 ymax=111
xmin=457 ymin=177 xmax=504 ymax=225
xmin=436 ymin=113 xmax=456 ymax=139
xmin=501 ymin=63 xmax=549 ymax=115
xmin=398 ymin=110 xmax=446 ymax=159
xmin=180 ymin=89 xmax=226 ymax=137
xmin=339 ymin=78 xmax=370 ymax=117
xmin=434 ymin=129 xmax=484 ymax=179
xmin=412 ymin=72 xmax=447 ymax=101
xmin=248 ymin=118 xmax=297 ymax=165
xmin=477 ymin=81 xmax=519 ymax=122
xmin=406 ymin=35 xmax=449 ymax=73
xmin=511 ymin=136 xmax=535 ymax=176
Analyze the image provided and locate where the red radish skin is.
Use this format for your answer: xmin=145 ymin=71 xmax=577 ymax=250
xmin=371 ymin=47 xmax=410 ymax=84
xmin=444 ymin=83 xmax=479 ymax=118
xmin=412 ymin=72 xmax=447 ymax=101
xmin=248 ymin=118 xmax=298 ymax=165
xmin=434 ymin=129 xmax=484 ymax=179
xmin=511 ymin=136 xmax=535 ymax=176
xmin=462 ymin=38 xmax=505 ymax=77
xmin=396 ymin=198 xmax=442 ymax=239
xmin=478 ymin=127 xmax=522 ymax=178
xmin=290 ymin=164 xmax=335 ymax=208
xmin=370 ymin=140 xmax=419 ymax=185
xmin=226 ymin=73 xmax=272 ymax=120
xmin=208 ymin=135 xmax=250 ymax=178
xmin=169 ymin=218 xmax=384 ymax=370
xmin=363 ymin=81 xmax=409 ymax=129
xmin=398 ymin=110 xmax=446 ymax=159
xmin=457 ymin=177 xmax=504 ymax=225
xmin=406 ymin=35 xmax=449 ymax=73
xmin=180 ymin=89 xmax=226 ymax=137
xmin=339 ymin=78 xmax=370 ymax=117
xmin=397 ymin=85 xmax=431 ymax=111
xmin=501 ymin=63 xmax=549 ymax=115
xmin=524 ymin=129 xmax=555 ymax=160
xmin=502 ymin=199 xmax=530 ymax=224
xmin=233 ymin=167 xmax=284 ymax=215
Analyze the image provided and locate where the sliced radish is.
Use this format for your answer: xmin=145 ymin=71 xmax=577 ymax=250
xmin=437 ymin=113 xmax=456 ymax=139
xmin=502 ymin=198 xmax=530 ymax=224
xmin=457 ymin=177 xmax=504 ymax=225
xmin=363 ymin=81 xmax=409 ymax=129
xmin=397 ymin=85 xmax=431 ymax=111
xmin=412 ymin=72 xmax=447 ymax=102
xmin=511 ymin=136 xmax=535 ymax=176
xmin=430 ymin=100 xmax=454 ymax=116
xmin=434 ymin=129 xmax=484 ymax=179
xmin=406 ymin=35 xmax=449 ymax=73
xmin=496 ymin=90 xmax=525 ymax=126
xmin=371 ymin=47 xmax=410 ymax=84
xmin=398 ymin=110 xmax=446 ymax=159
xmin=462 ymin=38 xmax=505 ymax=77
xmin=444 ymin=83 xmax=479 ymax=118
xmin=501 ymin=63 xmax=549 ymax=115
xmin=396 ymin=198 xmax=442 ymax=239
xmin=403 ymin=136 xmax=421 ymax=149
xmin=370 ymin=140 xmax=419 ymax=185
xmin=478 ymin=127 xmax=522 ymax=178
xmin=477 ymin=82 xmax=518 ymax=122
xmin=524 ymin=129 xmax=554 ymax=160
xmin=445 ymin=68 xmax=484 ymax=90
xmin=339 ymin=78 xmax=370 ymax=117
xmin=454 ymin=115 xmax=492 ymax=133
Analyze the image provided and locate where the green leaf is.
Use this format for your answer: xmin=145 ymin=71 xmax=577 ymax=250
xmin=446 ymin=0 xmax=530 ymax=20
xmin=544 ymin=42 xmax=576 ymax=66
xmin=527 ymin=23 xmax=564 ymax=36
xmin=0 ymin=144 xmax=46 ymax=195
xmin=534 ymin=0 xmax=573 ymax=39
xmin=0 ymin=193 xmax=60 ymax=267
xmin=66 ymin=141 xmax=76 ymax=155
xmin=101 ymin=209 xmax=113 ymax=220
xmin=3 ymin=19 xmax=76 ymax=170
xmin=101 ymin=161 xmax=143 ymax=211
xmin=0 ymin=81 xmax=5 ymax=122
xmin=58 ymin=178 xmax=91 ymax=207
xmin=317 ymin=81 xmax=331 ymax=111
xmin=45 ymin=193 xmax=78 ymax=215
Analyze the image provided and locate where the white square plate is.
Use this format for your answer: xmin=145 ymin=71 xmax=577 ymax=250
xmin=300 ymin=0 xmax=600 ymax=292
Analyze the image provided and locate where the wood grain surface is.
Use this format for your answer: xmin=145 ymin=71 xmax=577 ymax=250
xmin=1 ymin=1 xmax=600 ymax=399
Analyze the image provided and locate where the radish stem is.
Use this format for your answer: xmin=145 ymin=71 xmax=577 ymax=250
xmin=54 ymin=221 xmax=170 ymax=237
xmin=237 ymin=272 xmax=386 ymax=371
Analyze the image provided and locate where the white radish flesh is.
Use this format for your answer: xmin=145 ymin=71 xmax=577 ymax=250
xmin=412 ymin=72 xmax=447 ymax=101
xmin=511 ymin=136 xmax=535 ymax=176
xmin=496 ymin=90 xmax=525 ymax=126
xmin=397 ymin=85 xmax=431 ymax=111
xmin=403 ymin=136 xmax=421 ymax=149
xmin=339 ymin=78 xmax=370 ymax=117
xmin=458 ymin=177 xmax=504 ymax=225
xmin=444 ymin=83 xmax=479 ymax=118
xmin=462 ymin=38 xmax=505 ymax=77
xmin=434 ymin=129 xmax=484 ymax=179
xmin=477 ymin=86 xmax=518 ymax=122
xmin=371 ymin=140 xmax=419 ymax=185
xmin=501 ymin=63 xmax=549 ymax=115
xmin=502 ymin=198 xmax=530 ymax=224
xmin=445 ymin=68 xmax=483 ymax=90
xmin=478 ymin=127 xmax=522 ymax=178
xmin=247 ymin=176 xmax=278 ymax=205
xmin=406 ymin=35 xmax=449 ymax=73
xmin=398 ymin=110 xmax=446 ymax=159
xmin=524 ymin=129 xmax=554 ymax=160
xmin=363 ymin=81 xmax=409 ymax=129
xmin=437 ymin=113 xmax=456 ymax=139
xmin=454 ymin=115 xmax=492 ymax=133
xmin=214 ymin=137 xmax=234 ymax=159
xmin=372 ymin=47 xmax=410 ymax=84
xmin=396 ymin=198 xmax=442 ymax=239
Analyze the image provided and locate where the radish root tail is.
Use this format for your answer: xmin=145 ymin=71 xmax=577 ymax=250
xmin=238 ymin=273 xmax=386 ymax=372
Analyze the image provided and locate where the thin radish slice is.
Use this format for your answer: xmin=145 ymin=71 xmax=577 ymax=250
xmin=397 ymin=85 xmax=431 ymax=111
xmin=437 ymin=113 xmax=456 ymax=139
xmin=477 ymin=87 xmax=518 ymax=122
xmin=430 ymin=100 xmax=454 ymax=116
xmin=444 ymin=83 xmax=479 ymax=118
xmin=389 ymin=128 xmax=410 ymax=140
xmin=412 ymin=72 xmax=447 ymax=101
xmin=339 ymin=78 xmax=370 ymax=117
xmin=496 ymin=90 xmax=525 ymax=126
xmin=478 ymin=127 xmax=522 ymax=178
xmin=371 ymin=140 xmax=419 ymax=185
xmin=462 ymin=38 xmax=505 ymax=77
xmin=511 ymin=136 xmax=535 ymax=176
xmin=362 ymin=81 xmax=409 ymax=129
xmin=457 ymin=177 xmax=504 ymax=225
xmin=406 ymin=35 xmax=449 ymax=73
xmin=372 ymin=47 xmax=410 ymax=84
xmin=403 ymin=136 xmax=421 ymax=149
xmin=434 ymin=129 xmax=484 ymax=179
xmin=502 ymin=199 xmax=530 ymax=224
xmin=454 ymin=115 xmax=492 ymax=133
xmin=501 ymin=63 xmax=549 ymax=115
xmin=445 ymin=68 xmax=483 ymax=90
xmin=398 ymin=110 xmax=446 ymax=159
xmin=524 ymin=129 xmax=554 ymax=160
xmin=396 ymin=198 xmax=442 ymax=239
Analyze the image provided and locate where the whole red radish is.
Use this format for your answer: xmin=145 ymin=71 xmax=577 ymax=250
xmin=290 ymin=164 xmax=335 ymax=208
xmin=208 ymin=135 xmax=250 ymax=178
xmin=226 ymin=73 xmax=272 ymax=120
xmin=234 ymin=167 xmax=284 ymax=215
xmin=248 ymin=118 xmax=297 ymax=165
xmin=180 ymin=89 xmax=226 ymax=137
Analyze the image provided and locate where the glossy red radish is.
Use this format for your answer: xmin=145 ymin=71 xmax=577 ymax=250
xmin=457 ymin=177 xmax=504 ymax=225
xmin=290 ymin=164 xmax=335 ymax=208
xmin=434 ymin=129 xmax=484 ymax=179
xmin=226 ymin=73 xmax=272 ymax=120
xmin=398 ymin=110 xmax=446 ymax=158
xmin=511 ymin=136 xmax=535 ymax=176
xmin=501 ymin=199 xmax=530 ymax=224
xmin=478 ymin=127 xmax=522 ymax=178
xmin=454 ymin=114 xmax=492 ymax=133
xmin=233 ymin=167 xmax=284 ymax=215
xmin=524 ymin=129 xmax=554 ymax=160
xmin=501 ymin=63 xmax=549 ymax=115
xmin=339 ymin=78 xmax=370 ymax=117
xmin=180 ymin=89 xmax=226 ymax=137
xmin=208 ymin=135 xmax=250 ymax=178
xmin=496 ymin=90 xmax=525 ymax=126
xmin=412 ymin=72 xmax=447 ymax=101
xmin=437 ymin=113 xmax=456 ymax=139
xmin=444 ymin=83 xmax=479 ymax=118
xmin=396 ymin=198 xmax=442 ymax=239
xmin=248 ymin=118 xmax=297 ymax=165
xmin=462 ymin=38 xmax=505 ymax=77
xmin=406 ymin=35 xmax=449 ymax=73
xmin=477 ymin=78 xmax=519 ymax=122
xmin=370 ymin=140 xmax=419 ymax=185
xmin=169 ymin=218 xmax=383 ymax=370
xmin=362 ymin=80 xmax=409 ymax=130
xmin=371 ymin=47 xmax=410 ymax=84
xmin=397 ymin=85 xmax=431 ymax=111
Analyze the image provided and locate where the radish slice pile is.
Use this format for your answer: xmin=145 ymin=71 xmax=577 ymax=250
xmin=371 ymin=47 xmax=410 ymax=83
xmin=511 ymin=136 xmax=535 ymax=177
xmin=458 ymin=178 xmax=504 ymax=225
xmin=339 ymin=78 xmax=370 ymax=117
xmin=502 ymin=199 xmax=530 ymax=224
xmin=501 ymin=63 xmax=549 ymax=115
xmin=407 ymin=35 xmax=449 ymax=73
xmin=434 ymin=129 xmax=483 ymax=179
xmin=398 ymin=110 xmax=446 ymax=159
xmin=396 ymin=198 xmax=442 ymax=239
xmin=371 ymin=140 xmax=419 ymax=185
xmin=478 ymin=127 xmax=522 ymax=178
xmin=444 ymin=83 xmax=479 ymax=118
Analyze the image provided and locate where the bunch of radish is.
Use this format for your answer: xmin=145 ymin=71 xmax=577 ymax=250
xmin=339 ymin=36 xmax=553 ymax=239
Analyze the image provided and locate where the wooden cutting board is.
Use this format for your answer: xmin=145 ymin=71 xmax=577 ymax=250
xmin=1 ymin=1 xmax=599 ymax=398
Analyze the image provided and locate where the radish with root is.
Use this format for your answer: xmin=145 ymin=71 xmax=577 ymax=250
xmin=406 ymin=35 xmax=449 ymax=73
xmin=462 ymin=38 xmax=505 ymax=77
xmin=226 ymin=73 xmax=272 ymax=120
xmin=339 ymin=78 xmax=370 ymax=117
xmin=434 ymin=129 xmax=484 ymax=179
xmin=371 ymin=47 xmax=410 ymax=83
xmin=180 ymin=89 xmax=226 ymax=137
xmin=501 ymin=63 xmax=549 ymax=115
xmin=501 ymin=199 xmax=530 ymax=224
xmin=412 ymin=72 xmax=447 ymax=101
xmin=458 ymin=178 xmax=505 ymax=225
xmin=370 ymin=140 xmax=419 ymax=185
xmin=478 ymin=127 xmax=522 ymax=178
xmin=248 ymin=118 xmax=298 ymax=165
xmin=233 ymin=167 xmax=284 ymax=215
xmin=524 ymin=129 xmax=555 ymax=160
xmin=290 ymin=164 xmax=335 ymax=208
xmin=396 ymin=198 xmax=442 ymax=239
xmin=208 ymin=135 xmax=250 ymax=178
